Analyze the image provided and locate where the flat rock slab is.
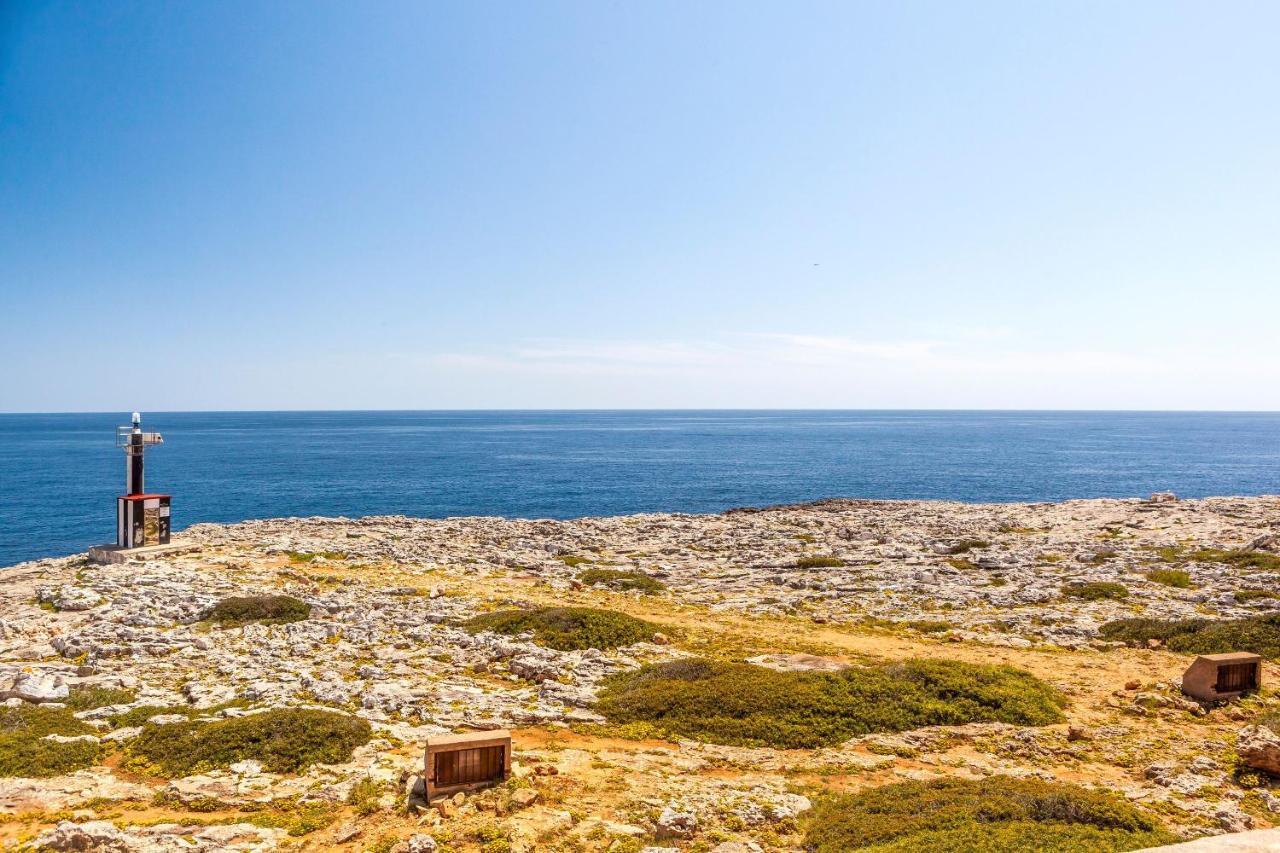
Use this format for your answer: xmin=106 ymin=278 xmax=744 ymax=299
xmin=87 ymin=541 xmax=200 ymax=564
xmin=745 ymin=653 xmax=851 ymax=672
xmin=1137 ymin=829 xmax=1280 ymax=852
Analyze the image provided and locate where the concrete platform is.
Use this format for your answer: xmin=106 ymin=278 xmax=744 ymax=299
xmin=87 ymin=541 xmax=199 ymax=564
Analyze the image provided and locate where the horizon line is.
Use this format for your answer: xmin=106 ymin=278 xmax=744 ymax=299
xmin=4 ymin=407 xmax=1280 ymax=416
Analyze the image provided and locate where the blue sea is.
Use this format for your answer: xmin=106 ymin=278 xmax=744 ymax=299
xmin=2 ymin=410 xmax=1278 ymax=568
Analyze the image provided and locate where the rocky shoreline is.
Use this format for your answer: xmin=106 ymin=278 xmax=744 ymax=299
xmin=2 ymin=495 xmax=1280 ymax=851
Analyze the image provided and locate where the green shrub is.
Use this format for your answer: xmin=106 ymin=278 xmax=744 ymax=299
xmin=1062 ymin=581 xmax=1129 ymax=601
xmin=902 ymin=620 xmax=953 ymax=634
xmin=1100 ymin=614 xmax=1280 ymax=659
xmin=347 ymin=775 xmax=385 ymax=815
xmin=1185 ymin=549 xmax=1280 ymax=571
xmin=0 ymin=737 xmax=105 ymax=778
xmin=0 ymin=705 xmax=104 ymax=777
xmin=285 ymin=550 xmax=346 ymax=563
xmin=246 ymin=800 xmax=339 ymax=836
xmin=205 ymin=595 xmax=311 ymax=626
xmin=0 ymin=705 xmax=95 ymax=738
xmin=795 ymin=555 xmax=845 ymax=569
xmin=1145 ymin=569 xmax=1193 ymax=589
xmin=578 ymin=568 xmax=665 ymax=594
xmin=558 ymin=555 xmax=592 ymax=567
xmin=804 ymin=776 xmax=1172 ymax=853
xmin=126 ymin=708 xmax=370 ymax=776
xmin=65 ymin=685 xmax=137 ymax=711
xmin=464 ymin=606 xmax=662 ymax=651
xmin=1236 ymin=589 xmax=1280 ymax=603
xmin=110 ymin=705 xmax=194 ymax=729
xmin=595 ymin=657 xmax=1065 ymax=749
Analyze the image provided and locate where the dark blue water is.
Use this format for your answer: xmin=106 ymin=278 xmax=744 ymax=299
xmin=2 ymin=410 xmax=1278 ymax=567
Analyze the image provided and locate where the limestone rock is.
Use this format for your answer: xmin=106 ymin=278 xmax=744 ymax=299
xmin=1238 ymin=724 xmax=1280 ymax=775
xmin=32 ymin=820 xmax=129 ymax=851
xmin=7 ymin=671 xmax=68 ymax=703
xmin=38 ymin=585 xmax=106 ymax=612
xmin=405 ymin=834 xmax=437 ymax=853
xmin=655 ymin=805 xmax=698 ymax=839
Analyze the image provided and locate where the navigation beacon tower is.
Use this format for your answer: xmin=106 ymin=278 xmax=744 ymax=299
xmin=115 ymin=412 xmax=172 ymax=549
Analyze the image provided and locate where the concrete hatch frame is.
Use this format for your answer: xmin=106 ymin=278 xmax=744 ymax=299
xmin=1182 ymin=652 xmax=1262 ymax=702
xmin=423 ymin=730 xmax=512 ymax=801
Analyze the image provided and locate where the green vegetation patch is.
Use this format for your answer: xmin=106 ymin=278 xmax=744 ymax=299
xmin=901 ymin=619 xmax=953 ymax=634
xmin=1100 ymin=614 xmax=1280 ymax=659
xmin=126 ymin=708 xmax=370 ymax=776
xmin=1154 ymin=546 xmax=1280 ymax=572
xmin=1236 ymin=589 xmax=1280 ymax=603
xmin=65 ymin=685 xmax=137 ymax=711
xmin=0 ymin=705 xmax=105 ymax=777
xmin=595 ymin=657 xmax=1065 ymax=749
xmin=285 ymin=550 xmax=346 ymax=563
xmin=1062 ymin=581 xmax=1129 ymax=601
xmin=110 ymin=705 xmax=203 ymax=728
xmin=205 ymin=594 xmax=311 ymax=626
xmin=464 ymin=606 xmax=662 ymax=651
xmin=578 ymin=568 xmax=665 ymax=594
xmin=347 ymin=775 xmax=387 ymax=816
xmin=244 ymin=799 xmax=340 ymax=836
xmin=1186 ymin=548 xmax=1280 ymax=571
xmin=795 ymin=555 xmax=845 ymax=569
xmin=1145 ymin=568 xmax=1193 ymax=589
xmin=805 ymin=776 xmax=1171 ymax=853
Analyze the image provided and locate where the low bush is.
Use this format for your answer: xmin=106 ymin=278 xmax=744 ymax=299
xmin=464 ymin=606 xmax=662 ymax=651
xmin=578 ymin=568 xmax=665 ymax=594
xmin=65 ymin=685 xmax=137 ymax=711
xmin=126 ymin=708 xmax=370 ymax=776
xmin=902 ymin=619 xmax=953 ymax=634
xmin=205 ymin=595 xmax=311 ymax=626
xmin=595 ymin=657 xmax=1065 ymax=749
xmin=1236 ymin=589 xmax=1280 ymax=603
xmin=947 ymin=539 xmax=991 ymax=554
xmin=285 ymin=550 xmax=346 ymax=563
xmin=805 ymin=776 xmax=1171 ymax=853
xmin=1146 ymin=569 xmax=1193 ymax=589
xmin=347 ymin=775 xmax=386 ymax=815
xmin=108 ymin=703 xmax=232 ymax=729
xmin=1062 ymin=581 xmax=1129 ymax=601
xmin=246 ymin=799 xmax=339 ymax=836
xmin=1186 ymin=549 xmax=1280 ymax=572
xmin=795 ymin=555 xmax=845 ymax=569
xmin=0 ymin=705 xmax=104 ymax=777
xmin=1100 ymin=614 xmax=1280 ymax=659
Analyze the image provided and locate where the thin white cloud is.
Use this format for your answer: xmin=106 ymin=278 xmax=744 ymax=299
xmin=420 ymin=332 xmax=1279 ymax=409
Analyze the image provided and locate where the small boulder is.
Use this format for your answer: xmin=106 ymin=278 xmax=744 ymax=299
xmin=405 ymin=834 xmax=437 ymax=853
xmin=1238 ymin=724 xmax=1280 ymax=776
xmin=32 ymin=821 xmax=129 ymax=851
xmin=7 ymin=672 xmax=68 ymax=703
xmin=655 ymin=806 xmax=698 ymax=839
xmin=334 ymin=822 xmax=362 ymax=843
xmin=510 ymin=788 xmax=539 ymax=810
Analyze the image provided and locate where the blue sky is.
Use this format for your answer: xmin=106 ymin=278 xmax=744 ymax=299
xmin=2 ymin=1 xmax=1278 ymax=411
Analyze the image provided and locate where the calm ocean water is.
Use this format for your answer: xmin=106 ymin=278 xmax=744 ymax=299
xmin=1 ymin=410 xmax=1278 ymax=567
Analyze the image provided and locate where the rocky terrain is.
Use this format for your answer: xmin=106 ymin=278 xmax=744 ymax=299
xmin=2 ymin=495 xmax=1280 ymax=851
